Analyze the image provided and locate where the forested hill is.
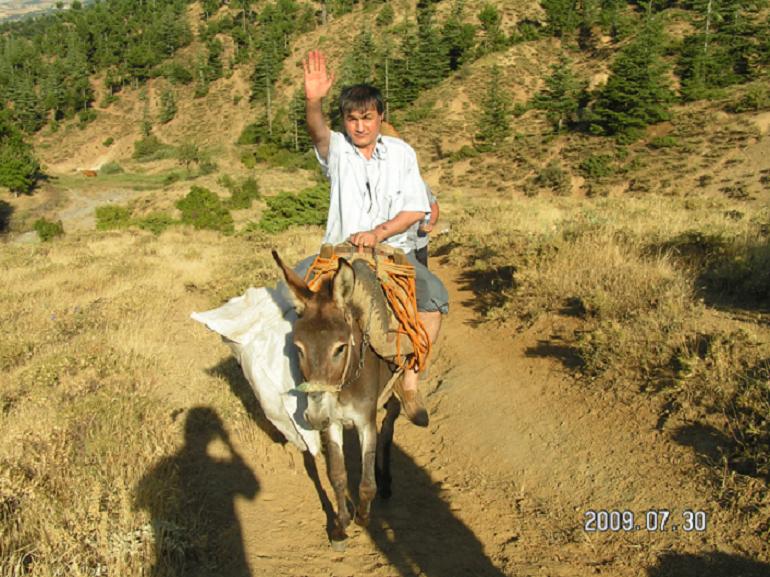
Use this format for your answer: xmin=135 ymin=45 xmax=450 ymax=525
xmin=1 ymin=0 xmax=770 ymax=197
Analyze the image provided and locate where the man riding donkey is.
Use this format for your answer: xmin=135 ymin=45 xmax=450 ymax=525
xmin=302 ymin=49 xmax=449 ymax=427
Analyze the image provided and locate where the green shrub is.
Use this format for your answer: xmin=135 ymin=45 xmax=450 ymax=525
xmin=259 ymin=183 xmax=329 ymax=233
xmin=176 ymin=186 xmax=234 ymax=233
xmin=34 ymin=218 xmax=64 ymax=241
xmin=534 ymin=160 xmax=571 ymax=195
xmin=449 ymin=145 xmax=480 ymax=162
xmin=648 ymin=135 xmax=678 ymax=149
xmin=133 ymin=135 xmax=172 ymax=161
xmin=99 ymin=161 xmax=123 ymax=175
xmin=237 ymin=122 xmax=267 ymax=145
xmin=77 ymin=109 xmax=97 ymax=128
xmin=223 ymin=176 xmax=261 ymax=210
xmin=136 ymin=212 xmax=176 ymax=235
xmin=163 ymin=62 xmax=193 ymax=85
xmin=95 ymin=205 xmax=132 ymax=230
xmin=103 ymin=137 xmax=114 ymax=147
xmin=579 ymin=154 xmax=614 ymax=180
xmin=163 ymin=172 xmax=181 ymax=186
xmin=728 ymin=84 xmax=770 ymax=113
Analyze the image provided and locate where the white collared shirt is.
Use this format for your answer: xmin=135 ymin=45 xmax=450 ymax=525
xmin=315 ymin=131 xmax=429 ymax=252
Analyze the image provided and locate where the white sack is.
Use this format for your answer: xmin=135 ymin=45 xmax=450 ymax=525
xmin=191 ymin=285 xmax=321 ymax=455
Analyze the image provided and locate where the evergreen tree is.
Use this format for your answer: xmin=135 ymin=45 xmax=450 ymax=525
xmin=286 ymin=90 xmax=312 ymax=152
xmin=441 ymin=1 xmax=476 ymax=71
xmin=475 ymin=64 xmax=511 ymax=150
xmin=476 ymin=2 xmax=507 ymax=56
xmin=532 ymin=55 xmax=584 ymax=133
xmin=591 ymin=17 xmax=674 ymax=139
xmin=389 ymin=20 xmax=421 ymax=110
xmin=340 ymin=29 xmax=377 ymax=84
xmin=542 ymin=0 xmax=580 ymax=37
xmin=414 ymin=2 xmax=448 ymax=90
xmin=159 ymin=88 xmax=177 ymax=123
xmin=0 ymin=110 xmax=40 ymax=196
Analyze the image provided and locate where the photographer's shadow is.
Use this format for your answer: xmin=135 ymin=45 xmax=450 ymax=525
xmin=135 ymin=407 xmax=259 ymax=577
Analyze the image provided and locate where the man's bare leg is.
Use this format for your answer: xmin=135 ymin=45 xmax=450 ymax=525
xmin=398 ymin=311 xmax=441 ymax=427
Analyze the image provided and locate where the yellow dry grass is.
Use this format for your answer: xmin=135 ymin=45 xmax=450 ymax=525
xmin=0 ymin=225 xmax=321 ymax=576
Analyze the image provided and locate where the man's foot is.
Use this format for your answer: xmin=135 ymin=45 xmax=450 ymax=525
xmin=393 ymin=378 xmax=429 ymax=427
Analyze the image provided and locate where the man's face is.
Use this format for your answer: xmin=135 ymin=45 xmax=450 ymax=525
xmin=343 ymin=105 xmax=383 ymax=150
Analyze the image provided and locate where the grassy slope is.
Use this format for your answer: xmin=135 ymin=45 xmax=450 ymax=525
xmin=1 ymin=0 xmax=770 ymax=573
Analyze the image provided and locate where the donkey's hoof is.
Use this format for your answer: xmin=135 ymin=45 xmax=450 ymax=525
xmin=330 ymin=538 xmax=348 ymax=552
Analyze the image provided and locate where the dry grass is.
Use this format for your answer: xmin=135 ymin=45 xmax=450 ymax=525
xmin=0 ymin=225 xmax=320 ymax=576
xmin=436 ymin=192 xmax=770 ymax=526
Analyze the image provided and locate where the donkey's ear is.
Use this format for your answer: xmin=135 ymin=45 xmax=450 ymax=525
xmin=272 ymin=250 xmax=313 ymax=314
xmin=332 ymin=258 xmax=356 ymax=310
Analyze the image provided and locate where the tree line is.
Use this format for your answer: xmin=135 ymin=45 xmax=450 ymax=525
xmin=1 ymin=0 xmax=770 ymax=196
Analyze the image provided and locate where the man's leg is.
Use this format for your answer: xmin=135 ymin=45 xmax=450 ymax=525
xmin=395 ymin=252 xmax=448 ymax=427
xmin=398 ymin=310 xmax=441 ymax=426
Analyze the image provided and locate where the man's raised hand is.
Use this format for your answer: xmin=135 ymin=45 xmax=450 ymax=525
xmin=304 ymin=50 xmax=334 ymax=102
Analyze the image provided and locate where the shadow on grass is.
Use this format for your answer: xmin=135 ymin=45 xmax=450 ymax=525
xmin=135 ymin=407 xmax=259 ymax=577
xmin=646 ymin=551 xmax=770 ymax=577
xmin=455 ymin=265 xmax=517 ymax=326
xmin=525 ymin=338 xmax=585 ymax=370
xmin=0 ymin=200 xmax=12 ymax=233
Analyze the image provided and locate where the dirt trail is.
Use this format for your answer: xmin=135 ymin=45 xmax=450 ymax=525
xmin=196 ymin=260 xmax=764 ymax=577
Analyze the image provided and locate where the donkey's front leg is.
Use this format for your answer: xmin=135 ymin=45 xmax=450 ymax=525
xmin=322 ymin=423 xmax=350 ymax=545
xmin=354 ymin=417 xmax=378 ymax=527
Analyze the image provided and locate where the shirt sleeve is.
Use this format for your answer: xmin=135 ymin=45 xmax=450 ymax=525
xmin=314 ymin=131 xmax=344 ymax=179
xmin=399 ymin=147 xmax=430 ymax=213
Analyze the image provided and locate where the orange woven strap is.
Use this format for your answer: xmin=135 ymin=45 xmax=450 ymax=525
xmin=302 ymin=251 xmax=431 ymax=371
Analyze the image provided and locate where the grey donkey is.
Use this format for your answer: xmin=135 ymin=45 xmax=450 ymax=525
xmin=273 ymin=250 xmax=404 ymax=549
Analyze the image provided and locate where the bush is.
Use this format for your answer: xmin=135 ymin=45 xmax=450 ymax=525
xmin=78 ymin=108 xmax=97 ymax=128
xmin=163 ymin=62 xmax=194 ymax=85
xmin=534 ymin=160 xmax=571 ymax=195
xmin=103 ymin=137 xmax=114 ymax=147
xmin=176 ymin=186 xmax=234 ymax=233
xmin=34 ymin=218 xmax=64 ymax=241
xmin=99 ymin=161 xmax=123 ymax=175
xmin=728 ymin=84 xmax=770 ymax=113
xmin=579 ymin=154 xmax=614 ymax=180
xmin=449 ymin=145 xmax=480 ymax=162
xmin=222 ymin=176 xmax=261 ymax=210
xmin=95 ymin=205 xmax=132 ymax=230
xmin=648 ymin=135 xmax=678 ymax=149
xmin=259 ymin=183 xmax=329 ymax=233
xmin=136 ymin=212 xmax=176 ymax=235
xmin=133 ymin=135 xmax=172 ymax=161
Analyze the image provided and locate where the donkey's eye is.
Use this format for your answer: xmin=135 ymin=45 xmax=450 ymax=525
xmin=333 ymin=344 xmax=347 ymax=358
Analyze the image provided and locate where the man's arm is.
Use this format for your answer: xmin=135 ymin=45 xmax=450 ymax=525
xmin=350 ymin=211 xmax=425 ymax=248
xmin=304 ymin=50 xmax=334 ymax=161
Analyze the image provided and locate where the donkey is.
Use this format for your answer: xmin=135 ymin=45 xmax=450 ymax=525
xmin=273 ymin=250 xmax=403 ymax=548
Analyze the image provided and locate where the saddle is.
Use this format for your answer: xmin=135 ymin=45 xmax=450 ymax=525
xmin=303 ymin=242 xmax=430 ymax=372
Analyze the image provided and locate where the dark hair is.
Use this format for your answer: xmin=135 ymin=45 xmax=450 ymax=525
xmin=338 ymin=84 xmax=384 ymax=119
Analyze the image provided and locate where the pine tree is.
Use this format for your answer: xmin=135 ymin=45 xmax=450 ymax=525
xmin=476 ymin=2 xmax=507 ymax=56
xmin=532 ymin=55 xmax=584 ymax=133
xmin=542 ymin=0 xmax=580 ymax=37
xmin=441 ymin=1 xmax=476 ymax=71
xmin=414 ymin=3 xmax=448 ymax=90
xmin=475 ymin=64 xmax=511 ymax=150
xmin=591 ymin=17 xmax=674 ymax=139
xmin=0 ymin=110 xmax=40 ymax=197
xmin=340 ymin=29 xmax=377 ymax=85
xmin=159 ymin=88 xmax=177 ymax=124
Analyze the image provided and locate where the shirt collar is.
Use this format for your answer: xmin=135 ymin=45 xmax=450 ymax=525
xmin=343 ymin=133 xmax=388 ymax=160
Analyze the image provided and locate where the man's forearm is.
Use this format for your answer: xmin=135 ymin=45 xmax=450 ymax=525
xmin=373 ymin=211 xmax=425 ymax=243
xmin=306 ymin=98 xmax=330 ymax=158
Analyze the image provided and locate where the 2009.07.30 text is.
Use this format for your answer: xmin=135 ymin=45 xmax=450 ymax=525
xmin=583 ymin=509 xmax=708 ymax=533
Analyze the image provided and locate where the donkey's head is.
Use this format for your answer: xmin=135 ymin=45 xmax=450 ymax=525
xmin=273 ymin=251 xmax=361 ymax=428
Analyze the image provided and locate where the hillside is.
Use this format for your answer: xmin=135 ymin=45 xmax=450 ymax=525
xmin=1 ymin=1 xmax=770 ymax=576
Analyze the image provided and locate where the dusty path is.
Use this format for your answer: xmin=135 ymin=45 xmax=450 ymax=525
xmin=194 ymin=259 xmax=767 ymax=577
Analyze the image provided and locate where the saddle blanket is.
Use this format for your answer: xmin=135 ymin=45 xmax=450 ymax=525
xmin=191 ymin=284 xmax=321 ymax=455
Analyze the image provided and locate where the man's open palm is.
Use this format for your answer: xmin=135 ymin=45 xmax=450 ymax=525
xmin=304 ymin=50 xmax=334 ymax=101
